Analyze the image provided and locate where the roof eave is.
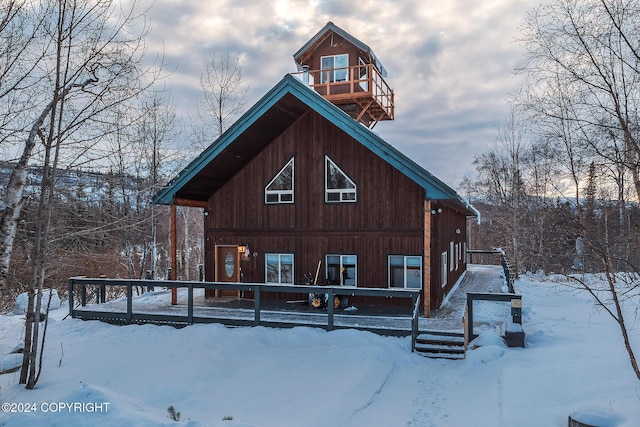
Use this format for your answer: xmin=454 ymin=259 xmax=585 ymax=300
xmin=154 ymin=74 xmax=468 ymax=216
xmin=292 ymin=22 xmax=387 ymax=78
xmin=152 ymin=78 xmax=304 ymax=205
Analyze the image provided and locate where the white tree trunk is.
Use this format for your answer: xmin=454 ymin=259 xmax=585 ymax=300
xmin=0 ymin=102 xmax=54 ymax=289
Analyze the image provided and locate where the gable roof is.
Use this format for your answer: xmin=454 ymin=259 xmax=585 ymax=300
xmin=152 ymin=74 xmax=477 ymax=218
xmin=292 ymin=21 xmax=387 ymax=78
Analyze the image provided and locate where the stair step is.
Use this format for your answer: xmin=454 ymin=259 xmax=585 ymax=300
xmin=418 ymin=330 xmax=465 ymax=338
xmin=414 ymin=330 xmax=466 ymax=359
xmin=415 ymin=343 xmax=465 ymax=353
xmin=416 ymin=352 xmax=466 ymax=360
xmin=416 ymin=335 xmax=465 ymax=347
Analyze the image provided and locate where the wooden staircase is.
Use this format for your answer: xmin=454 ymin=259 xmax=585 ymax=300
xmin=414 ymin=330 xmax=466 ymax=360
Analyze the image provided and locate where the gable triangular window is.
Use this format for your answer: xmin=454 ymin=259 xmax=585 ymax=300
xmin=325 ymin=155 xmax=356 ymax=203
xmin=265 ymin=157 xmax=294 ymax=204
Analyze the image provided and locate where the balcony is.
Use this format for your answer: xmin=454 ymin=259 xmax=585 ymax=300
xmin=292 ymin=63 xmax=394 ymax=128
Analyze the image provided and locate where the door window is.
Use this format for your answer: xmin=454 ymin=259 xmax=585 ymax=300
xmin=326 ymin=254 xmax=357 ymax=286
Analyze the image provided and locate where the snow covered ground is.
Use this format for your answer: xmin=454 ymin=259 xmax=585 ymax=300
xmin=1 ymin=273 xmax=638 ymax=426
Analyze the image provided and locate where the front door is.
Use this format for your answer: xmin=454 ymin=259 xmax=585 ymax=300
xmin=214 ymin=245 xmax=241 ymax=298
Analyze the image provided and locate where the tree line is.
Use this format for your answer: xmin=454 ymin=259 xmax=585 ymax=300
xmin=464 ymin=0 xmax=640 ymax=381
xmin=0 ymin=0 xmax=248 ymax=388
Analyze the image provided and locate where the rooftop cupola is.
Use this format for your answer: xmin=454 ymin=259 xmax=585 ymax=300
xmin=293 ymin=22 xmax=394 ymax=129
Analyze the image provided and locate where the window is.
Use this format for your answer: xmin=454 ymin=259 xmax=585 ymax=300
xmin=325 ymin=156 xmax=356 ymax=203
xmin=265 ymin=157 xmax=294 ymax=204
xmin=265 ymin=253 xmax=294 ymax=284
xmin=389 ymin=256 xmax=422 ymax=289
xmin=320 ymin=54 xmax=348 ymax=83
xmin=358 ymin=57 xmax=368 ymax=91
xmin=441 ymin=252 xmax=448 ymax=288
xmin=449 ymin=241 xmax=454 ymax=272
xmin=326 ymin=254 xmax=357 ymax=286
xmin=455 ymin=243 xmax=460 ymax=271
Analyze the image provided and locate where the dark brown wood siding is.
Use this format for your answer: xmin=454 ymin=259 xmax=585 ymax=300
xmin=205 ymin=111 xmax=425 ymax=302
xmin=307 ymin=32 xmax=364 ymax=70
xmin=202 ymin=110 xmax=469 ymax=311
xmin=428 ymin=201 xmax=468 ymax=309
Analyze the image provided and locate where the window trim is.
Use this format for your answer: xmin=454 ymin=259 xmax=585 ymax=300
xmin=265 ymin=253 xmax=294 ymax=284
xmin=463 ymin=242 xmax=467 ymax=264
xmin=449 ymin=241 xmax=454 ymax=272
xmin=325 ymin=254 xmax=357 ymax=287
xmin=320 ymin=53 xmax=349 ymax=83
xmin=441 ymin=252 xmax=448 ymax=288
xmin=265 ymin=157 xmax=294 ymax=204
xmin=388 ymin=255 xmax=423 ymax=289
xmin=325 ymin=155 xmax=357 ymax=203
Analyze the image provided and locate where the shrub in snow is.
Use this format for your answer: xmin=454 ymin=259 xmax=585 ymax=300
xmin=167 ymin=405 xmax=180 ymax=421
xmin=13 ymin=289 xmax=61 ymax=315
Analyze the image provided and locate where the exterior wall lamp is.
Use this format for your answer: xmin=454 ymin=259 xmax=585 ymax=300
xmin=430 ymin=208 xmax=442 ymax=215
xmin=238 ymin=244 xmax=250 ymax=260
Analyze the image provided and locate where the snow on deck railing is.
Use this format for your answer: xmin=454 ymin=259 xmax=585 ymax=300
xmin=68 ymin=278 xmax=422 ymax=340
xmin=466 ymin=248 xmax=516 ymax=293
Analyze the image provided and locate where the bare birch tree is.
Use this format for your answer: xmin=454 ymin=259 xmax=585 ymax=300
xmin=516 ymin=0 xmax=640 ymax=381
xmin=518 ymin=0 xmax=640 ymax=201
xmin=197 ymin=51 xmax=249 ymax=140
xmin=3 ymin=0 xmax=159 ymax=389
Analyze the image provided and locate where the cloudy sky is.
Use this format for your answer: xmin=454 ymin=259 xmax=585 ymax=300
xmin=142 ymin=0 xmax=541 ymax=189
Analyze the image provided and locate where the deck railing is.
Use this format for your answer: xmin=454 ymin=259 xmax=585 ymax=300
xmin=411 ymin=295 xmax=421 ymax=352
xmin=291 ymin=63 xmax=394 ymax=121
xmin=467 ymin=248 xmax=516 ymax=293
xmin=68 ymin=278 xmax=421 ymax=338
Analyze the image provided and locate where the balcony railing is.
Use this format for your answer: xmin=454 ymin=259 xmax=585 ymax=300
xmin=292 ymin=63 xmax=394 ymax=124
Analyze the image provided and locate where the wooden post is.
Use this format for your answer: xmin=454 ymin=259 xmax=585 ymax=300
xmin=466 ymin=294 xmax=474 ymax=341
xmin=462 ymin=305 xmax=469 ymax=352
xmin=423 ymin=199 xmax=432 ymax=317
xmin=126 ymin=282 xmax=133 ymax=324
xmin=254 ymin=287 xmax=261 ymax=326
xmin=327 ymin=288 xmax=334 ymax=331
xmin=170 ymin=204 xmax=177 ymax=305
xmin=68 ymin=279 xmax=74 ymax=318
xmin=187 ymin=283 xmax=193 ymax=324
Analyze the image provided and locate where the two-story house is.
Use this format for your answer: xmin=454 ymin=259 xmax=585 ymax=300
xmin=153 ymin=22 xmax=478 ymax=316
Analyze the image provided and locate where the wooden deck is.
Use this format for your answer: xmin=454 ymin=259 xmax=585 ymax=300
xmin=70 ymin=265 xmax=507 ymax=336
xmin=69 ymin=280 xmax=422 ymax=337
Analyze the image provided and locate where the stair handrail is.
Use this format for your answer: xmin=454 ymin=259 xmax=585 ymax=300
xmin=411 ymin=294 xmax=421 ymax=352
xmin=462 ymin=304 xmax=469 ymax=352
xmin=495 ymin=248 xmax=515 ymax=293
xmin=467 ymin=248 xmax=516 ymax=293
